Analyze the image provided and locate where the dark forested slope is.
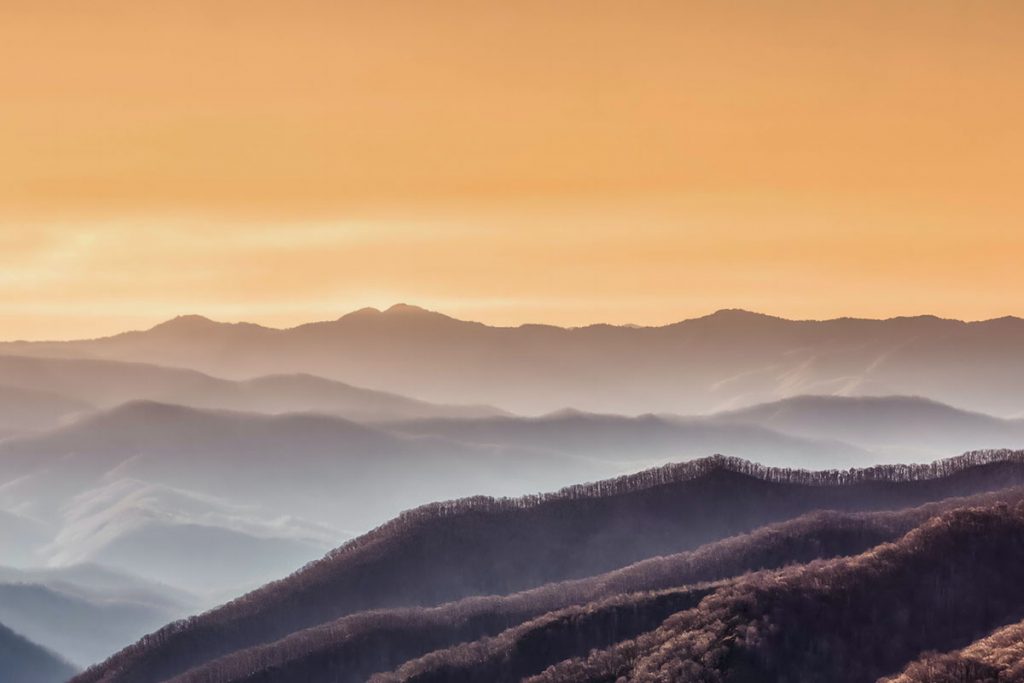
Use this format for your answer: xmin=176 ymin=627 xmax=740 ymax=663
xmin=532 ymin=503 xmax=1024 ymax=683
xmin=881 ymin=619 xmax=1024 ymax=683
xmin=170 ymin=489 xmax=1024 ymax=683
xmin=76 ymin=451 xmax=1024 ymax=683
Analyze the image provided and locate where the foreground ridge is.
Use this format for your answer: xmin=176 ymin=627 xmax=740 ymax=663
xmin=882 ymin=619 xmax=1024 ymax=682
xmin=531 ymin=502 xmax=1024 ymax=682
xmin=74 ymin=450 xmax=1024 ymax=683
xmin=328 ymin=449 xmax=1024 ymax=561
xmin=168 ymin=490 xmax=1024 ymax=683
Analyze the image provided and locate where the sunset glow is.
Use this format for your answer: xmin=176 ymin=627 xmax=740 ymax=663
xmin=3 ymin=0 xmax=1023 ymax=338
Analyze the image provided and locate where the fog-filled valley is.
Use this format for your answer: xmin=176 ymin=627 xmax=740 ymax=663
xmin=5 ymin=309 xmax=1024 ymax=681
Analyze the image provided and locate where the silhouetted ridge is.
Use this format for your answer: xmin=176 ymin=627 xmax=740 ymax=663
xmin=330 ymin=449 xmax=1024 ymax=557
xmin=330 ymin=303 xmax=465 ymax=326
xmin=694 ymin=308 xmax=786 ymax=323
xmin=300 ymin=449 xmax=1024 ymax=588
xmin=11 ymin=305 xmax=1024 ymax=415
xmin=152 ymin=314 xmax=217 ymax=330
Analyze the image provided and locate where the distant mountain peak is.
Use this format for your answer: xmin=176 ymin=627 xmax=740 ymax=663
xmin=339 ymin=307 xmax=382 ymax=319
xmin=335 ymin=303 xmax=460 ymax=326
xmin=682 ymin=309 xmax=785 ymax=327
xmin=150 ymin=314 xmax=219 ymax=332
xmin=146 ymin=315 xmax=272 ymax=335
xmin=384 ymin=303 xmax=433 ymax=315
xmin=708 ymin=308 xmax=779 ymax=319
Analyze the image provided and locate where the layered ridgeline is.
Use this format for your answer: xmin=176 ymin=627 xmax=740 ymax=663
xmin=4 ymin=353 xmax=1024 ymax=462
xmin=157 ymin=490 xmax=1024 ymax=683
xmin=0 ymin=564 xmax=198 ymax=668
xmin=6 ymin=361 xmax=1024 ymax=600
xmin=527 ymin=503 xmax=1024 ymax=683
xmin=387 ymin=396 xmax=1024 ymax=465
xmin=5 ymin=352 xmax=1023 ymax=604
xmin=76 ymin=451 xmax=1024 ymax=683
xmin=3 ymin=395 xmax=929 ymax=599
xmin=0 ymin=401 xmax=604 ymax=597
xmin=0 ymin=354 xmax=504 ymax=436
xmin=6 ymin=306 xmax=1024 ymax=416
xmin=0 ymin=621 xmax=77 ymax=683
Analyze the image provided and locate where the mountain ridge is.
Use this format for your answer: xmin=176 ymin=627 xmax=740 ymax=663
xmin=24 ymin=305 xmax=1024 ymax=339
xmin=72 ymin=450 xmax=1024 ymax=683
xmin=7 ymin=305 xmax=1024 ymax=416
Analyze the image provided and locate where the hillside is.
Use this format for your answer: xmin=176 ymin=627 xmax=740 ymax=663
xmin=1 ymin=397 xmax=886 ymax=596
xmin=0 ymin=402 xmax=599 ymax=594
xmin=74 ymin=451 xmax=1024 ymax=683
xmin=0 ymin=582 xmax=187 ymax=668
xmin=882 ymin=619 xmax=1024 ymax=682
xmin=0 ymin=563 xmax=198 ymax=666
xmin=0 ymin=400 xmax=594 ymax=528
xmin=163 ymin=488 xmax=1024 ymax=683
xmin=385 ymin=410 xmax=870 ymax=469
xmin=0 ymin=354 xmax=504 ymax=426
xmin=714 ymin=394 xmax=1024 ymax=459
xmin=0 ymin=621 xmax=78 ymax=683
xmin=528 ymin=503 xmax=1024 ymax=683
xmin=7 ymin=306 xmax=1024 ymax=416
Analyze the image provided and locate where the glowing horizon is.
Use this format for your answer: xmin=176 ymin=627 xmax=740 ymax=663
xmin=4 ymin=1 xmax=1024 ymax=339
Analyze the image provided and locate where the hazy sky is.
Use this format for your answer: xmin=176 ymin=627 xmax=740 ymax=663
xmin=3 ymin=1 xmax=1023 ymax=339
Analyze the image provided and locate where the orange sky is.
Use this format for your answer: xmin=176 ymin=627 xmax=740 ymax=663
xmin=2 ymin=1 xmax=1023 ymax=339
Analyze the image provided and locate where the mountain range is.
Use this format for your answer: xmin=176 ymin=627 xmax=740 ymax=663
xmin=0 ymin=353 xmax=503 ymax=439
xmin=6 ymin=305 xmax=1024 ymax=416
xmin=6 ymin=306 xmax=1024 ymax=678
xmin=5 ymin=384 xmax=1024 ymax=600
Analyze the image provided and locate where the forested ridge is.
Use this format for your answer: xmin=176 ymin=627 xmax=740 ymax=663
xmin=75 ymin=451 xmax=1024 ymax=683
xmin=882 ymin=619 xmax=1024 ymax=683
xmin=531 ymin=503 xmax=1024 ymax=682
xmin=172 ymin=493 xmax=1009 ymax=683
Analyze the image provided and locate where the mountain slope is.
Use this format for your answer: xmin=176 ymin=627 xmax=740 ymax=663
xmin=0 ymin=582 xmax=188 ymax=668
xmin=0 ymin=354 xmax=504 ymax=426
xmin=0 ymin=401 xmax=600 ymax=594
xmin=0 ymin=564 xmax=199 ymax=667
xmin=882 ymin=619 xmax=1024 ymax=683
xmin=530 ymin=503 xmax=1024 ymax=683
xmin=0 ymin=563 xmax=197 ymax=612
xmin=384 ymin=410 xmax=871 ymax=469
xmin=73 ymin=451 xmax=1024 ymax=683
xmin=8 ymin=306 xmax=1024 ymax=416
xmin=165 ymin=488 xmax=1024 ymax=683
xmin=714 ymin=394 xmax=1024 ymax=458
xmin=0 ymin=621 xmax=77 ymax=683
xmin=0 ymin=401 xmax=594 ymax=530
